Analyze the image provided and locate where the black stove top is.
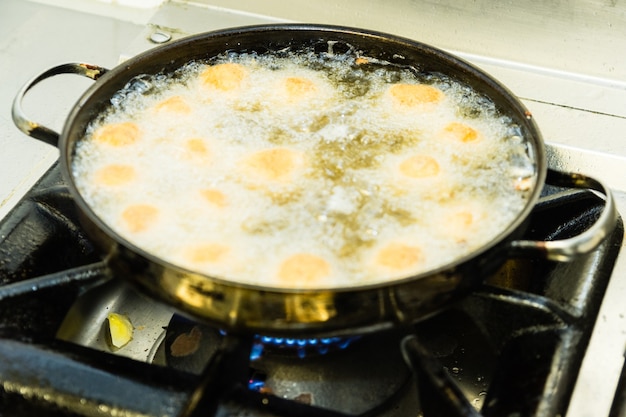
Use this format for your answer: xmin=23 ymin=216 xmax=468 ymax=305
xmin=0 ymin=163 xmax=622 ymax=417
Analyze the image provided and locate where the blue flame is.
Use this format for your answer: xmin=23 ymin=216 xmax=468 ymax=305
xmin=243 ymin=334 xmax=363 ymax=390
xmin=248 ymin=377 xmax=266 ymax=391
xmin=219 ymin=328 xmax=360 ymax=361
xmin=250 ymin=335 xmax=360 ymax=360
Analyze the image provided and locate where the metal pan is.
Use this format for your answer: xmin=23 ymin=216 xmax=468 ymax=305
xmin=12 ymin=24 xmax=617 ymax=337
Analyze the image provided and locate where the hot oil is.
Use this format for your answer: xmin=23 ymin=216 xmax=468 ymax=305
xmin=71 ymin=46 xmax=537 ymax=289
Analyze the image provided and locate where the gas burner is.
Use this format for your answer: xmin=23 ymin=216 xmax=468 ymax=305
xmin=157 ymin=314 xmax=413 ymax=415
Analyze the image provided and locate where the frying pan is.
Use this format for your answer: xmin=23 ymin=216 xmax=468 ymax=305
xmin=12 ymin=24 xmax=617 ymax=336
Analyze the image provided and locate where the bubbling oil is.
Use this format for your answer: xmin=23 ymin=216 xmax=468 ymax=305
xmin=72 ymin=47 xmax=537 ymax=289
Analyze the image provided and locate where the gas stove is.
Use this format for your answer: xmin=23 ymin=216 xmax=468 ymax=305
xmin=1 ymin=1 xmax=625 ymax=416
xmin=0 ymin=160 xmax=622 ymax=416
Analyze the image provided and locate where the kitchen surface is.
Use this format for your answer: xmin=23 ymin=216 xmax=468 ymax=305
xmin=0 ymin=0 xmax=625 ymax=416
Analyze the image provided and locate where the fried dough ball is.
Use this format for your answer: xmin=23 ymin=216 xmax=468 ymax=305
xmin=92 ymin=122 xmax=140 ymax=147
xmin=441 ymin=203 xmax=484 ymax=243
xmin=239 ymin=147 xmax=306 ymax=184
xmin=200 ymin=188 xmax=227 ymax=208
xmin=375 ymin=242 xmax=422 ymax=271
xmin=450 ymin=211 xmax=474 ymax=229
xmin=200 ymin=63 xmax=248 ymax=91
xmin=277 ymin=253 xmax=332 ymax=286
xmin=442 ymin=122 xmax=481 ymax=143
xmin=153 ymin=96 xmax=192 ymax=114
xmin=283 ymin=77 xmax=317 ymax=101
xmin=184 ymin=138 xmax=211 ymax=162
xmin=121 ymin=204 xmax=159 ymax=233
xmin=389 ymin=84 xmax=444 ymax=108
xmin=398 ymin=154 xmax=440 ymax=178
xmin=514 ymin=176 xmax=534 ymax=191
xmin=94 ymin=164 xmax=136 ymax=186
xmin=184 ymin=243 xmax=230 ymax=264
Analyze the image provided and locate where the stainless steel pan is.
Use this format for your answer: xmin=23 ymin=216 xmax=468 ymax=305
xmin=12 ymin=24 xmax=617 ymax=337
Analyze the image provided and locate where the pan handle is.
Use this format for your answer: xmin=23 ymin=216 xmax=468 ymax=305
xmin=11 ymin=63 xmax=109 ymax=147
xmin=508 ymin=169 xmax=618 ymax=262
